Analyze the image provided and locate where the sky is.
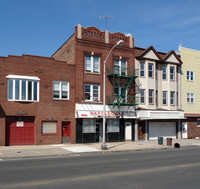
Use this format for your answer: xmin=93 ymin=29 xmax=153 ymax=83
xmin=1 ymin=0 xmax=200 ymax=57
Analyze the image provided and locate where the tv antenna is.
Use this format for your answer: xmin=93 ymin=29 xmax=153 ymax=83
xmin=97 ymin=16 xmax=111 ymax=30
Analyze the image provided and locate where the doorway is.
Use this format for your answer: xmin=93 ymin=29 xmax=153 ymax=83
xmin=182 ymin=122 xmax=188 ymax=139
xmin=62 ymin=122 xmax=71 ymax=143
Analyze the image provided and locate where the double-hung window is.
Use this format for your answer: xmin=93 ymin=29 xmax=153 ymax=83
xmin=140 ymin=62 xmax=145 ymax=77
xmin=149 ymin=89 xmax=154 ymax=104
xmin=148 ymin=63 xmax=153 ymax=78
xmin=7 ymin=75 xmax=39 ymax=102
xmin=114 ymin=59 xmax=127 ymax=75
xmin=162 ymin=66 xmax=167 ymax=80
xmin=84 ymin=84 xmax=100 ymax=102
xmin=186 ymin=71 xmax=194 ymax=81
xmin=85 ymin=55 xmax=100 ymax=73
xmin=170 ymin=66 xmax=175 ymax=80
xmin=187 ymin=93 xmax=194 ymax=103
xmin=53 ymin=81 xmax=69 ymax=100
xmin=162 ymin=91 xmax=167 ymax=105
xmin=170 ymin=91 xmax=175 ymax=105
xmin=114 ymin=87 xmax=126 ymax=103
xmin=140 ymin=89 xmax=145 ymax=104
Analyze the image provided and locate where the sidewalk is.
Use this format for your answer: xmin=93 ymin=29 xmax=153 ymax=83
xmin=0 ymin=139 xmax=200 ymax=159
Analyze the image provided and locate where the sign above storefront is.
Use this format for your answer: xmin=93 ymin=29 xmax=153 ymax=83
xmin=76 ymin=103 xmax=136 ymax=118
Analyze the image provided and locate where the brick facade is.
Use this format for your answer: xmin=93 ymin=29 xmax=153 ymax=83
xmin=0 ymin=55 xmax=76 ymax=145
xmin=186 ymin=117 xmax=200 ymax=139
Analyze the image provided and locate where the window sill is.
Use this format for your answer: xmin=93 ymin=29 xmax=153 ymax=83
xmin=53 ymin=98 xmax=69 ymax=101
xmin=85 ymin=71 xmax=100 ymax=75
xmin=8 ymin=99 xmax=38 ymax=103
xmin=42 ymin=133 xmax=58 ymax=135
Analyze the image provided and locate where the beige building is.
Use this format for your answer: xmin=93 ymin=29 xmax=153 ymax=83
xmin=135 ymin=46 xmax=184 ymax=140
xmin=178 ymin=46 xmax=200 ymax=139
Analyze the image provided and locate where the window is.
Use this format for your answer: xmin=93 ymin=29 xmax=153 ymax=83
xmin=140 ymin=89 xmax=145 ymax=104
xmin=149 ymin=89 xmax=154 ymax=104
xmin=186 ymin=71 xmax=194 ymax=81
xmin=197 ymin=119 xmax=200 ymax=127
xmin=82 ymin=119 xmax=96 ymax=133
xmin=53 ymin=81 xmax=69 ymax=100
xmin=163 ymin=91 xmax=167 ymax=105
xmin=85 ymin=55 xmax=100 ymax=73
xmin=162 ymin=66 xmax=167 ymax=80
xmin=42 ymin=122 xmax=57 ymax=134
xmin=114 ymin=59 xmax=127 ymax=75
xmin=170 ymin=66 xmax=175 ymax=80
xmin=140 ymin=62 xmax=145 ymax=77
xmin=107 ymin=119 xmax=119 ymax=133
xmin=84 ymin=84 xmax=100 ymax=101
xmin=170 ymin=91 xmax=175 ymax=105
xmin=187 ymin=93 xmax=195 ymax=103
xmin=7 ymin=75 xmax=39 ymax=102
xmin=114 ymin=87 xmax=126 ymax=103
xmin=148 ymin=63 xmax=153 ymax=78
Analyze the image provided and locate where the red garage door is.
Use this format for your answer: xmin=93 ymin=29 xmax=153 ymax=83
xmin=6 ymin=116 xmax=34 ymax=145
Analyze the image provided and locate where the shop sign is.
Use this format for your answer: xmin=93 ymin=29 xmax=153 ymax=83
xmin=16 ymin=121 xmax=24 ymax=127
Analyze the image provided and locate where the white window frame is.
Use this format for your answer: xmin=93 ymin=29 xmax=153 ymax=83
xmin=170 ymin=66 xmax=175 ymax=81
xmin=170 ymin=91 xmax=175 ymax=105
xmin=162 ymin=91 xmax=167 ymax=105
xmin=53 ymin=81 xmax=69 ymax=100
xmin=84 ymin=84 xmax=100 ymax=102
xmin=149 ymin=89 xmax=154 ymax=104
xmin=114 ymin=87 xmax=127 ymax=103
xmin=85 ymin=55 xmax=100 ymax=73
xmin=114 ymin=59 xmax=127 ymax=76
xmin=187 ymin=93 xmax=195 ymax=103
xmin=140 ymin=89 xmax=145 ymax=104
xmin=186 ymin=71 xmax=194 ymax=81
xmin=6 ymin=75 xmax=40 ymax=102
xmin=148 ymin=63 xmax=154 ymax=78
xmin=140 ymin=62 xmax=145 ymax=77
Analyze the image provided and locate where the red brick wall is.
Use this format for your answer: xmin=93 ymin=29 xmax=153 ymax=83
xmin=75 ymin=40 xmax=135 ymax=104
xmin=52 ymin=35 xmax=75 ymax=65
xmin=187 ymin=117 xmax=200 ymax=138
xmin=0 ymin=55 xmax=76 ymax=145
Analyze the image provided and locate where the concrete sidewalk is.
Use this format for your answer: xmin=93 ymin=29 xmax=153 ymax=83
xmin=0 ymin=139 xmax=200 ymax=159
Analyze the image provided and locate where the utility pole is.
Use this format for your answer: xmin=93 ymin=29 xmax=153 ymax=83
xmin=97 ymin=16 xmax=111 ymax=30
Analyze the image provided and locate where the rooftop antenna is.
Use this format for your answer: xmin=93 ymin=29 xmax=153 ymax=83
xmin=97 ymin=16 xmax=111 ymax=30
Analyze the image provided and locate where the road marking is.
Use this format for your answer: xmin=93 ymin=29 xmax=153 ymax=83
xmin=1 ymin=162 xmax=200 ymax=188
xmin=62 ymin=146 xmax=100 ymax=152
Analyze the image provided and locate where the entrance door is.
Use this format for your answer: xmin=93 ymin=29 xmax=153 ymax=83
xmin=182 ymin=122 xmax=188 ymax=139
xmin=125 ymin=122 xmax=132 ymax=141
xmin=62 ymin=122 xmax=71 ymax=143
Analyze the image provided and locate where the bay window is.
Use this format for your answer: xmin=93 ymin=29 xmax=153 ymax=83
xmin=7 ymin=75 xmax=39 ymax=102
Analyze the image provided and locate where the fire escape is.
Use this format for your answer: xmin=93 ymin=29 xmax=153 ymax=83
xmin=106 ymin=64 xmax=139 ymax=107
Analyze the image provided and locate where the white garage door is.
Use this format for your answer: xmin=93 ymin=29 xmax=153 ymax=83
xmin=149 ymin=122 xmax=176 ymax=140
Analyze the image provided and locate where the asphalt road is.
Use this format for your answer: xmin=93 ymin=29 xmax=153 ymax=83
xmin=0 ymin=147 xmax=200 ymax=189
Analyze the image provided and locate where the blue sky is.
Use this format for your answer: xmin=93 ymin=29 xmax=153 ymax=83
xmin=1 ymin=0 xmax=200 ymax=57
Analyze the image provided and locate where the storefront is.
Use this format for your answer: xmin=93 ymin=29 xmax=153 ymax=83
xmin=75 ymin=104 xmax=136 ymax=143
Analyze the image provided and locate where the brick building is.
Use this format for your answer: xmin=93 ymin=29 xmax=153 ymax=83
xmin=0 ymin=55 xmax=76 ymax=145
xmin=53 ymin=24 xmax=138 ymax=143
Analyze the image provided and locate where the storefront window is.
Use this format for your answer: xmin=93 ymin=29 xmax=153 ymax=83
xmin=107 ymin=119 xmax=119 ymax=132
xmin=83 ymin=119 xmax=96 ymax=133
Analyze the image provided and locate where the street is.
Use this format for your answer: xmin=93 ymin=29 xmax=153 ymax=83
xmin=0 ymin=147 xmax=200 ymax=189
